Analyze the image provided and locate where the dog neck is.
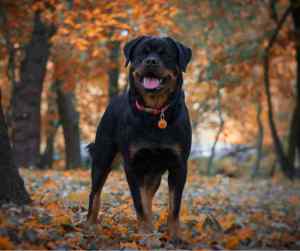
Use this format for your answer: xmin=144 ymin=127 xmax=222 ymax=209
xmin=128 ymin=87 xmax=184 ymax=129
xmin=137 ymin=89 xmax=172 ymax=109
xmin=135 ymin=99 xmax=170 ymax=115
xmin=129 ymin=86 xmax=183 ymax=116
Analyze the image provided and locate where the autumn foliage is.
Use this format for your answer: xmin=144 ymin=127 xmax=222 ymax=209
xmin=0 ymin=0 xmax=300 ymax=249
xmin=0 ymin=0 xmax=296 ymax=149
xmin=0 ymin=166 xmax=299 ymax=249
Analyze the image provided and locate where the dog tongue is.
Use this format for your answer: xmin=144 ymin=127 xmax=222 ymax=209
xmin=143 ymin=77 xmax=160 ymax=89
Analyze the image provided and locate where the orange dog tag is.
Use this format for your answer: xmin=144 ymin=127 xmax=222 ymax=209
xmin=158 ymin=112 xmax=167 ymax=129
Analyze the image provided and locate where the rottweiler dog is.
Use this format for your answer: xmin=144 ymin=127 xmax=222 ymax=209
xmin=87 ymin=36 xmax=192 ymax=242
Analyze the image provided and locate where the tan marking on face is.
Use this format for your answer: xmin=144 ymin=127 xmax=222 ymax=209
xmin=142 ymin=90 xmax=170 ymax=109
xmin=132 ymin=68 xmax=178 ymax=109
xmin=165 ymin=69 xmax=178 ymax=92
xmin=87 ymin=190 xmax=101 ymax=224
xmin=132 ymin=70 xmax=140 ymax=80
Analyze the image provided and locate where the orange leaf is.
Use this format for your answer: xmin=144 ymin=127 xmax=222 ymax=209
xmin=224 ymin=236 xmax=240 ymax=249
xmin=0 ymin=237 xmax=14 ymax=250
xmin=288 ymin=195 xmax=300 ymax=205
xmin=218 ymin=213 xmax=236 ymax=231
xmin=54 ymin=215 xmax=72 ymax=225
xmin=46 ymin=202 xmax=61 ymax=214
xmin=251 ymin=212 xmax=264 ymax=222
xmin=120 ymin=242 xmax=138 ymax=249
xmin=44 ymin=179 xmax=58 ymax=189
xmin=237 ymin=227 xmax=254 ymax=240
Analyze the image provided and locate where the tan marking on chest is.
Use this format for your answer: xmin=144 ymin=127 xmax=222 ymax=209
xmin=129 ymin=143 xmax=182 ymax=159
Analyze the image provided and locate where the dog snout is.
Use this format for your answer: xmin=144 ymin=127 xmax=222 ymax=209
xmin=144 ymin=56 xmax=160 ymax=68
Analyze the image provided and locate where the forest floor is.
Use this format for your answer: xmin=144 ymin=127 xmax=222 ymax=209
xmin=0 ymin=165 xmax=300 ymax=250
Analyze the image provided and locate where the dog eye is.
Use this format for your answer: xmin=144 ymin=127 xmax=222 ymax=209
xmin=142 ymin=47 xmax=150 ymax=54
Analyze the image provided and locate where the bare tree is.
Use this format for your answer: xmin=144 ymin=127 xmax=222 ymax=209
xmin=207 ymin=84 xmax=224 ymax=175
xmin=108 ymin=40 xmax=121 ymax=99
xmin=56 ymin=80 xmax=82 ymax=169
xmin=0 ymin=89 xmax=30 ymax=205
xmin=10 ymin=11 xmax=56 ymax=168
xmin=288 ymin=0 xmax=300 ymax=170
xmin=263 ymin=6 xmax=294 ymax=179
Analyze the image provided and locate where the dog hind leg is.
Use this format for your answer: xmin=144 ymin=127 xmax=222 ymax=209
xmin=87 ymin=142 xmax=117 ymax=224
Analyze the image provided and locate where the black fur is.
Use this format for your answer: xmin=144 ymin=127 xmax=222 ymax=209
xmin=87 ymin=36 xmax=192 ymax=239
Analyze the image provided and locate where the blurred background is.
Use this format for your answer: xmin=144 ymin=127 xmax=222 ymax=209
xmin=0 ymin=0 xmax=299 ymax=179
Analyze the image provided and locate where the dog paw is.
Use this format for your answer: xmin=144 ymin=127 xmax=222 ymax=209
xmin=169 ymin=237 xmax=189 ymax=248
xmin=138 ymin=221 xmax=154 ymax=235
xmin=139 ymin=234 xmax=162 ymax=249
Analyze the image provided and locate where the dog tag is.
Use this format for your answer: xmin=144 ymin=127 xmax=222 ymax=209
xmin=158 ymin=112 xmax=167 ymax=129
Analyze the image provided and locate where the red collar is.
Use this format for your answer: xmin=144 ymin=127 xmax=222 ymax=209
xmin=135 ymin=100 xmax=170 ymax=115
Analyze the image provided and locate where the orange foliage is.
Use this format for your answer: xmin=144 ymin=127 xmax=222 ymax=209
xmin=0 ymin=0 xmax=298 ymax=165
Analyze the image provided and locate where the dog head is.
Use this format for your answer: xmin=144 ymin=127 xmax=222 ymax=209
xmin=124 ymin=36 xmax=192 ymax=108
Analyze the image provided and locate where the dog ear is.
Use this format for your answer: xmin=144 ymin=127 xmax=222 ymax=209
xmin=124 ymin=36 xmax=147 ymax=67
xmin=165 ymin=37 xmax=192 ymax=72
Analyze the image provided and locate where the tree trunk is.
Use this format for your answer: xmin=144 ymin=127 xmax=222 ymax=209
xmin=251 ymin=64 xmax=264 ymax=178
xmin=38 ymin=129 xmax=58 ymax=169
xmin=38 ymin=83 xmax=60 ymax=169
xmin=0 ymin=89 xmax=30 ymax=205
xmin=0 ymin=6 xmax=18 ymax=132
xmin=207 ymin=85 xmax=224 ymax=176
xmin=108 ymin=41 xmax=120 ymax=99
xmin=288 ymin=0 xmax=300 ymax=168
xmin=56 ymin=80 xmax=82 ymax=169
xmin=252 ymin=95 xmax=264 ymax=178
xmin=11 ymin=11 xmax=56 ymax=168
xmin=263 ymin=6 xmax=294 ymax=179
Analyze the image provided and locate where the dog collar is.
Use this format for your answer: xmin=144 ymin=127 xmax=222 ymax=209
xmin=135 ymin=100 xmax=169 ymax=129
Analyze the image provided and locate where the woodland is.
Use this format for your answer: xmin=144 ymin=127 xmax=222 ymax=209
xmin=0 ymin=0 xmax=300 ymax=249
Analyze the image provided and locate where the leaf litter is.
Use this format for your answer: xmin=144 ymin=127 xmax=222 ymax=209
xmin=0 ymin=167 xmax=299 ymax=250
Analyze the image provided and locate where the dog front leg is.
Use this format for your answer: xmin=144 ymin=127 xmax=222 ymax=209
xmin=125 ymin=170 xmax=154 ymax=234
xmin=167 ymin=162 xmax=187 ymax=243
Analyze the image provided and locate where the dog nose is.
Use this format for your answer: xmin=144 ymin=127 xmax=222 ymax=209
xmin=145 ymin=57 xmax=159 ymax=67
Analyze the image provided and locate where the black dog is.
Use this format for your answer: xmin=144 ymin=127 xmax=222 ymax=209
xmin=87 ymin=36 xmax=192 ymax=242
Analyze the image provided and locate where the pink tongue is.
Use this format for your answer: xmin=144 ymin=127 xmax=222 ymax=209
xmin=143 ymin=78 xmax=160 ymax=89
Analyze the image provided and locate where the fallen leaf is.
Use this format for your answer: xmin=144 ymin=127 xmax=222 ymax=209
xmin=236 ymin=227 xmax=254 ymax=240
xmin=218 ymin=213 xmax=236 ymax=231
xmin=287 ymin=195 xmax=300 ymax=206
xmin=120 ymin=241 xmax=138 ymax=249
xmin=0 ymin=237 xmax=14 ymax=250
xmin=224 ymin=235 xmax=240 ymax=249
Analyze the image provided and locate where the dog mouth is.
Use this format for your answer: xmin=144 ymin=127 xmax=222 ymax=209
xmin=136 ymin=73 xmax=170 ymax=92
xmin=142 ymin=77 xmax=163 ymax=90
